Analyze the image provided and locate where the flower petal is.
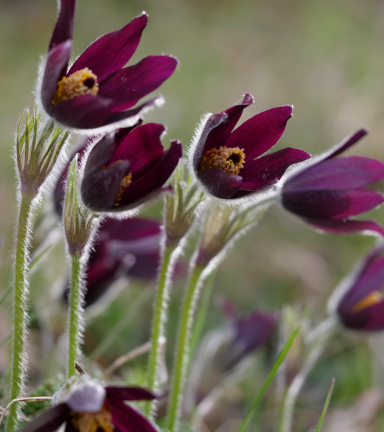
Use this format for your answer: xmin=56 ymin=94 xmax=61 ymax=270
xmin=50 ymin=94 xmax=112 ymax=129
xmin=321 ymin=128 xmax=368 ymax=161
xmin=104 ymin=96 xmax=164 ymax=128
xmin=81 ymin=160 xmax=130 ymax=212
xmin=84 ymin=134 xmax=119 ymax=177
xmin=67 ymin=382 xmax=106 ymax=413
xmin=106 ymin=386 xmax=156 ymax=402
xmin=68 ymin=13 xmax=148 ymax=81
xmin=20 ymin=404 xmax=69 ymax=432
xmin=301 ymin=217 xmax=384 ymax=237
xmin=116 ymin=141 xmax=182 ymax=211
xmin=338 ymin=252 xmax=384 ymax=312
xmin=203 ymin=94 xmax=254 ymax=153
xmin=99 ymin=55 xmax=178 ymax=113
xmin=192 ymin=112 xmax=229 ymax=172
xmin=110 ymin=401 xmax=158 ymax=432
xmin=196 ymin=168 xmax=242 ymax=199
xmin=41 ymin=40 xmax=73 ymax=110
xmin=284 ymin=157 xmax=384 ymax=193
xmin=108 ymin=123 xmax=165 ymax=178
xmin=282 ymin=189 xmax=384 ymax=219
xmin=49 ymin=0 xmax=76 ymax=50
xmin=224 ymin=106 xmax=293 ymax=161
xmin=339 ymin=298 xmax=384 ymax=331
xmin=240 ymin=148 xmax=310 ymax=191
xmin=100 ymin=218 xmax=161 ymax=241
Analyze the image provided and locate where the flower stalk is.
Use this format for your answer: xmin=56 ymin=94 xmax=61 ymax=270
xmin=167 ymin=262 xmax=206 ymax=432
xmin=7 ymin=108 xmax=69 ymax=432
xmin=63 ymin=156 xmax=99 ymax=378
xmin=6 ymin=195 xmax=33 ymax=432
xmin=145 ymin=243 xmax=177 ymax=416
xmin=67 ymin=254 xmax=83 ymax=378
xmin=146 ymin=163 xmax=204 ymax=417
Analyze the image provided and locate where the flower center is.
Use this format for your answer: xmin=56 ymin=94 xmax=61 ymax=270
xmin=52 ymin=68 xmax=99 ymax=104
xmin=71 ymin=407 xmax=113 ymax=432
xmin=351 ymin=290 xmax=383 ymax=313
xmin=200 ymin=146 xmax=245 ymax=175
xmin=100 ymin=160 xmax=132 ymax=207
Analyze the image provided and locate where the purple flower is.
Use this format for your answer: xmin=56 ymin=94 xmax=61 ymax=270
xmin=21 ymin=380 xmax=158 ymax=432
xmin=39 ymin=0 xmax=177 ymax=132
xmin=80 ymin=123 xmax=182 ymax=213
xmin=281 ymin=129 xmax=384 ymax=236
xmin=82 ymin=217 xmax=162 ymax=307
xmin=190 ymin=94 xmax=310 ymax=200
xmin=221 ymin=302 xmax=278 ymax=368
xmin=331 ymin=245 xmax=384 ymax=331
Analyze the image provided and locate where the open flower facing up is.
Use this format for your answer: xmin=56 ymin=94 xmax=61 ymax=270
xmin=80 ymin=123 xmax=182 ymax=213
xmin=79 ymin=217 xmax=162 ymax=307
xmin=280 ymin=129 xmax=384 ymax=236
xmin=21 ymin=377 xmax=158 ymax=432
xmin=39 ymin=0 xmax=177 ymax=132
xmin=329 ymin=244 xmax=384 ymax=331
xmin=190 ymin=94 xmax=310 ymax=200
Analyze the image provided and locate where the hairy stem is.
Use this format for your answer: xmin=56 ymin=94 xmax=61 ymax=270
xmin=6 ymin=194 xmax=33 ymax=432
xmin=167 ymin=264 xmax=205 ymax=431
xmin=67 ymin=254 xmax=83 ymax=379
xmin=145 ymin=243 xmax=178 ymax=417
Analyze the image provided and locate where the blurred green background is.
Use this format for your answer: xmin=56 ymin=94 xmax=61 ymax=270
xmin=2 ymin=0 xmax=384 ymax=430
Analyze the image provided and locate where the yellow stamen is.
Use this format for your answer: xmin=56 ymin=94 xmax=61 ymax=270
xmin=114 ymin=171 xmax=132 ymax=206
xmin=71 ymin=407 xmax=113 ymax=432
xmin=52 ymin=68 xmax=99 ymax=104
xmin=200 ymin=146 xmax=245 ymax=175
xmin=351 ymin=290 xmax=383 ymax=313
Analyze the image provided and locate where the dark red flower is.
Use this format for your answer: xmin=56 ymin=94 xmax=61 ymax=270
xmin=21 ymin=380 xmax=158 ymax=432
xmin=281 ymin=129 xmax=384 ymax=236
xmin=224 ymin=307 xmax=278 ymax=369
xmin=80 ymin=123 xmax=182 ymax=213
xmin=81 ymin=217 xmax=162 ymax=307
xmin=190 ymin=94 xmax=310 ymax=199
xmin=39 ymin=0 xmax=177 ymax=132
xmin=331 ymin=244 xmax=384 ymax=331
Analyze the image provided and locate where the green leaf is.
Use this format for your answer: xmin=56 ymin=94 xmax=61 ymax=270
xmin=237 ymin=326 xmax=300 ymax=432
xmin=315 ymin=378 xmax=335 ymax=432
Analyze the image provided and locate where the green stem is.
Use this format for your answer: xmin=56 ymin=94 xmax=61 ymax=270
xmin=67 ymin=254 xmax=83 ymax=379
xmin=167 ymin=264 xmax=205 ymax=431
xmin=145 ymin=244 xmax=177 ymax=417
xmin=6 ymin=194 xmax=33 ymax=432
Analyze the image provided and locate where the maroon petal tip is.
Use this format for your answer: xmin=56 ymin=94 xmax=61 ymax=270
xmin=241 ymin=94 xmax=254 ymax=106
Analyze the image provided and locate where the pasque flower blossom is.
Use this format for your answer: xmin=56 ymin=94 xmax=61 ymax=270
xmin=39 ymin=0 xmax=177 ymax=132
xmin=280 ymin=129 xmax=384 ymax=236
xmin=221 ymin=304 xmax=278 ymax=369
xmin=75 ymin=217 xmax=162 ymax=307
xmin=190 ymin=94 xmax=310 ymax=200
xmin=329 ymin=244 xmax=384 ymax=331
xmin=80 ymin=123 xmax=182 ymax=213
xmin=21 ymin=378 xmax=158 ymax=432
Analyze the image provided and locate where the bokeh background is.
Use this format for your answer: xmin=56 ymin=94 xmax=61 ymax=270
xmin=2 ymin=0 xmax=384 ymax=430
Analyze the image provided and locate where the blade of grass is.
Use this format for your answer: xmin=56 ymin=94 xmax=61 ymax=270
xmin=29 ymin=245 xmax=53 ymax=271
xmin=315 ymin=378 xmax=335 ymax=432
xmin=237 ymin=326 xmax=300 ymax=432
